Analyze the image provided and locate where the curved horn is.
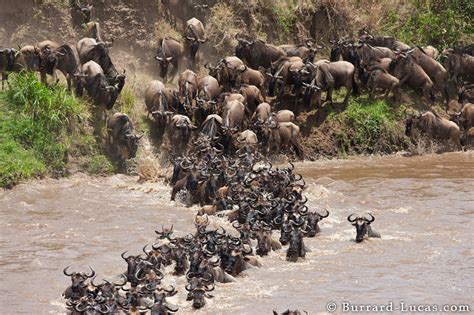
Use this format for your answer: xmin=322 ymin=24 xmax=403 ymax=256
xmin=366 ymin=213 xmax=375 ymax=223
xmin=121 ymin=251 xmax=131 ymax=260
xmin=86 ymin=266 xmax=95 ymax=278
xmin=63 ymin=266 xmax=73 ymax=277
xmin=320 ymin=208 xmax=330 ymax=218
xmin=347 ymin=214 xmax=357 ymax=222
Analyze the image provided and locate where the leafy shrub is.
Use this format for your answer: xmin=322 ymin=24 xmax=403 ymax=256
xmin=0 ymin=72 xmax=93 ymax=187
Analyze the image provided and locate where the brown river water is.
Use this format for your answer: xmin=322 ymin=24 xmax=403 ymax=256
xmin=1 ymin=152 xmax=473 ymax=314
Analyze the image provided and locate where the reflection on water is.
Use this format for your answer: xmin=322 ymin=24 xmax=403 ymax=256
xmin=1 ymin=152 xmax=473 ymax=314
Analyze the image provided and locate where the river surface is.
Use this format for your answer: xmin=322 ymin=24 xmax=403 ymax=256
xmin=1 ymin=152 xmax=473 ymax=314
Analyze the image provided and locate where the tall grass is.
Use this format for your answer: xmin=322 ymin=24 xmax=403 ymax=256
xmin=0 ymin=72 xmax=112 ymax=188
xmin=329 ymin=96 xmax=406 ymax=155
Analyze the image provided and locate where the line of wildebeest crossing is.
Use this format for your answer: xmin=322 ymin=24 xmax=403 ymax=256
xmin=1 ymin=1 xmax=473 ymax=314
xmin=61 ymin=148 xmax=381 ymax=313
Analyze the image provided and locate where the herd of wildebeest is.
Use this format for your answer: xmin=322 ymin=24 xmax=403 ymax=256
xmin=1 ymin=1 xmax=473 ymax=314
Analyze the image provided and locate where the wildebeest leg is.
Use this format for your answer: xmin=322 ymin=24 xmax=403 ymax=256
xmin=291 ymin=138 xmax=304 ymax=160
xmin=170 ymin=185 xmax=180 ymax=201
xmin=299 ymin=241 xmax=306 ymax=258
xmin=170 ymin=60 xmax=179 ymax=83
xmin=63 ymin=71 xmax=71 ymax=90
xmin=343 ymin=85 xmax=352 ymax=105
xmin=40 ymin=71 xmax=48 ymax=86
xmin=326 ymin=87 xmax=333 ymax=105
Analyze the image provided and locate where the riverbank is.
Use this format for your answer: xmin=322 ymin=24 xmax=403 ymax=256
xmin=0 ymin=72 xmax=462 ymax=188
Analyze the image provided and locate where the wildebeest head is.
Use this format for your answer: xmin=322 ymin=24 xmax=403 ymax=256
xmin=404 ymin=112 xmax=421 ymax=137
xmin=63 ymin=266 xmax=95 ymax=300
xmin=63 ymin=266 xmax=95 ymax=289
xmin=186 ymin=283 xmax=214 ymax=309
xmin=254 ymin=224 xmax=273 ymax=256
xmin=302 ymin=77 xmax=322 ymax=109
xmin=185 ymin=25 xmax=207 ymax=63
xmin=121 ymin=131 xmax=141 ymax=159
xmin=155 ymin=224 xmax=174 ymax=240
xmin=286 ymin=225 xmax=305 ymax=262
xmin=173 ymin=248 xmax=189 ymax=276
xmin=347 ymin=213 xmax=375 ymax=242
xmin=303 ymin=209 xmax=329 ymax=237
xmin=121 ymin=251 xmax=142 ymax=284
xmin=0 ymin=48 xmax=17 ymax=71
xmin=155 ymin=39 xmax=174 ymax=79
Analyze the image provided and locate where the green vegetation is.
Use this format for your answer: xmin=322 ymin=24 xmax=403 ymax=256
xmin=386 ymin=0 xmax=473 ymax=48
xmin=0 ymin=72 xmax=113 ymax=188
xmin=272 ymin=2 xmax=297 ymax=38
xmin=329 ymin=97 xmax=406 ymax=155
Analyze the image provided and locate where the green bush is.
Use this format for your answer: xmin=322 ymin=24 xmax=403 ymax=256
xmin=331 ymin=97 xmax=405 ymax=154
xmin=0 ymin=72 xmax=88 ymax=187
xmin=272 ymin=3 xmax=297 ymax=37
xmin=386 ymin=0 xmax=473 ymax=48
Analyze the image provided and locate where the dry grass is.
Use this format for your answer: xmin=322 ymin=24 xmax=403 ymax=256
xmin=206 ymin=3 xmax=242 ymax=56
xmin=154 ymin=20 xmax=182 ymax=41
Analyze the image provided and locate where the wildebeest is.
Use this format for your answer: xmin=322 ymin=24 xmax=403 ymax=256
xmin=145 ymin=80 xmax=176 ymax=131
xmin=303 ymin=60 xmax=358 ymax=108
xmin=443 ymin=48 xmax=474 ymax=85
xmin=251 ymin=102 xmax=271 ymax=123
xmin=69 ymin=0 xmax=92 ymax=29
xmin=84 ymin=22 xmax=113 ymax=47
xmin=261 ymin=121 xmax=304 ymax=160
xmin=195 ymin=75 xmax=220 ymax=124
xmin=222 ymin=99 xmax=246 ymax=130
xmin=273 ymin=310 xmax=306 ymax=315
xmin=422 ymin=45 xmax=439 ymax=60
xmin=170 ymin=164 xmax=202 ymax=201
xmin=12 ymin=45 xmax=42 ymax=73
xmin=452 ymin=103 xmax=474 ymax=131
xmin=168 ymin=114 xmax=197 ymax=156
xmin=36 ymin=40 xmax=82 ymax=91
xmin=155 ymin=38 xmax=184 ymax=82
xmin=76 ymin=37 xmax=126 ymax=89
xmin=238 ymin=84 xmax=265 ymax=113
xmin=235 ymin=129 xmax=258 ymax=148
xmin=458 ymin=84 xmax=474 ymax=105
xmin=178 ymin=69 xmax=198 ymax=115
xmin=410 ymin=47 xmax=449 ymax=104
xmin=106 ymin=112 xmax=142 ymax=160
xmin=359 ymin=33 xmax=410 ymax=51
xmin=347 ymin=213 xmax=380 ymax=243
xmin=405 ymin=111 xmax=462 ymax=149
xmin=389 ymin=52 xmax=435 ymax=101
xmin=0 ymin=48 xmax=16 ymax=89
xmin=366 ymin=66 xmax=401 ymax=100
xmin=279 ymin=39 xmax=321 ymax=62
xmin=273 ymin=110 xmax=295 ymax=122
xmin=351 ymin=42 xmax=395 ymax=67
xmin=184 ymin=17 xmax=207 ymax=68
xmin=63 ymin=266 xmax=95 ymax=300
xmin=79 ymin=60 xmax=121 ymax=109
xmin=286 ymin=227 xmax=305 ymax=262
xmin=235 ymin=34 xmax=285 ymax=69
xmin=267 ymin=56 xmax=304 ymax=97
xmin=303 ymin=209 xmax=329 ymax=237
xmin=239 ymin=65 xmax=265 ymax=89
xmin=460 ymin=127 xmax=474 ymax=148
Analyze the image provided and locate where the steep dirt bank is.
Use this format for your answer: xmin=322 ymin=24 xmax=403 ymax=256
xmin=1 ymin=0 xmax=468 ymax=168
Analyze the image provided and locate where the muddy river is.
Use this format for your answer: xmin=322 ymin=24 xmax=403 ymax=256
xmin=1 ymin=152 xmax=473 ymax=314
